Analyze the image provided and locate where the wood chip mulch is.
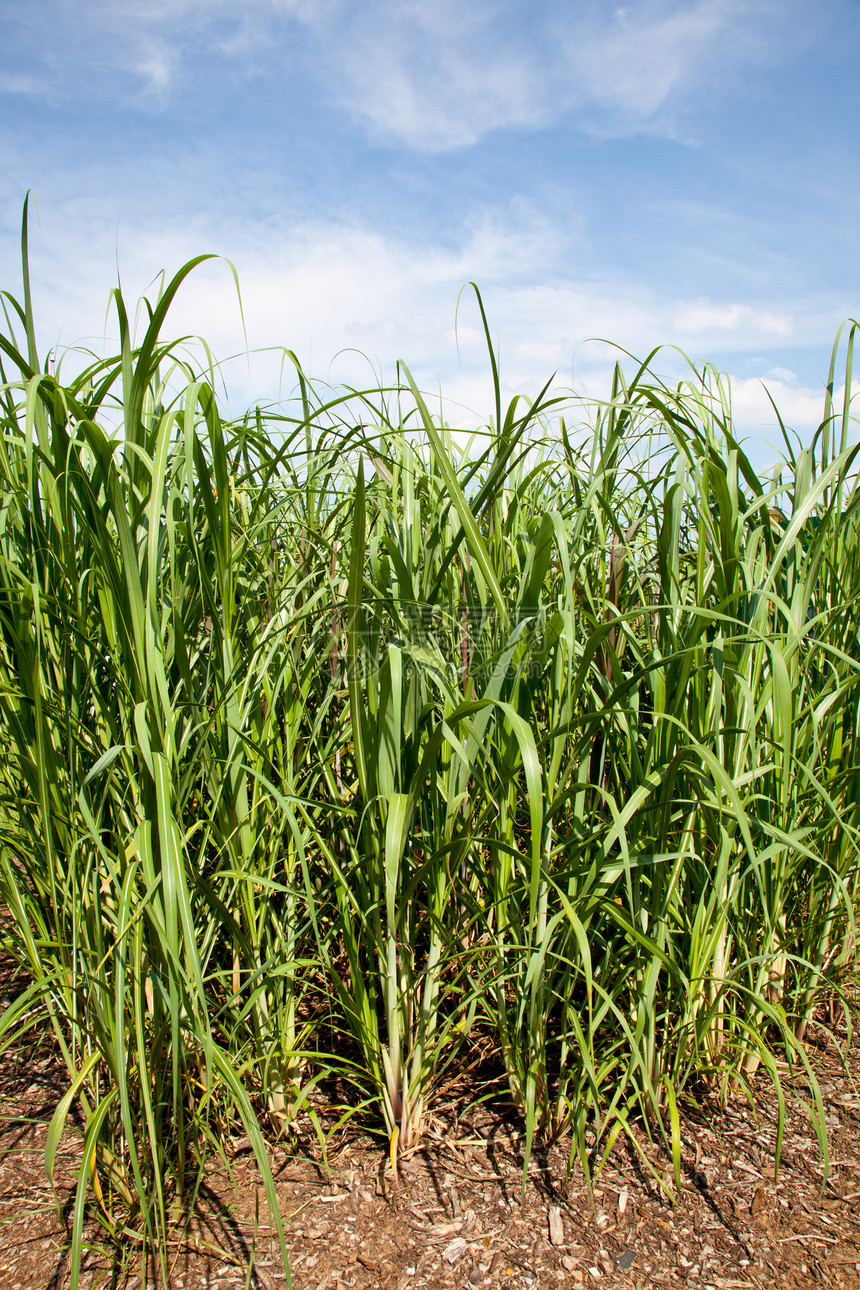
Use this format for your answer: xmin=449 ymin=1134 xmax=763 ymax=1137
xmin=1 ymin=986 xmax=859 ymax=1290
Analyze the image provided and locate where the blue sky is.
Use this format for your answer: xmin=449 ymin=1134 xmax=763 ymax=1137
xmin=1 ymin=0 xmax=858 ymax=453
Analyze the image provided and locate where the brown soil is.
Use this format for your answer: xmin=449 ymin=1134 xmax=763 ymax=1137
xmin=1 ymin=980 xmax=859 ymax=1290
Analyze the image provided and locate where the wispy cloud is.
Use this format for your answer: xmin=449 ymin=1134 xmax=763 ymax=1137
xmin=0 ymin=74 xmax=47 ymax=98
xmin=292 ymin=0 xmax=790 ymax=150
xmin=552 ymin=0 xmax=751 ymax=135
xmin=131 ymin=41 xmax=179 ymax=100
xmin=2 ymin=0 xmax=811 ymax=146
xmin=316 ymin=0 xmax=546 ymax=151
xmin=324 ymin=0 xmax=742 ymax=151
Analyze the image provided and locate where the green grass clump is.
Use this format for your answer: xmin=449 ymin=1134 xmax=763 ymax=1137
xmin=0 ymin=199 xmax=858 ymax=1286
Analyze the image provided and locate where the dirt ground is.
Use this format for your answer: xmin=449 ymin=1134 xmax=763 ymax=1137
xmin=1 ymin=991 xmax=859 ymax=1290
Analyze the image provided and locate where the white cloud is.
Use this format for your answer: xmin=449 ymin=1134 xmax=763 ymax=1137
xmin=728 ymin=376 xmax=859 ymax=447
xmin=3 ymin=198 xmax=846 ymax=450
xmin=674 ymin=300 xmax=794 ymax=338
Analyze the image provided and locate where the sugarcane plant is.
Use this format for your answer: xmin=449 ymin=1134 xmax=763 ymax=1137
xmin=0 ymin=201 xmax=857 ymax=1286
